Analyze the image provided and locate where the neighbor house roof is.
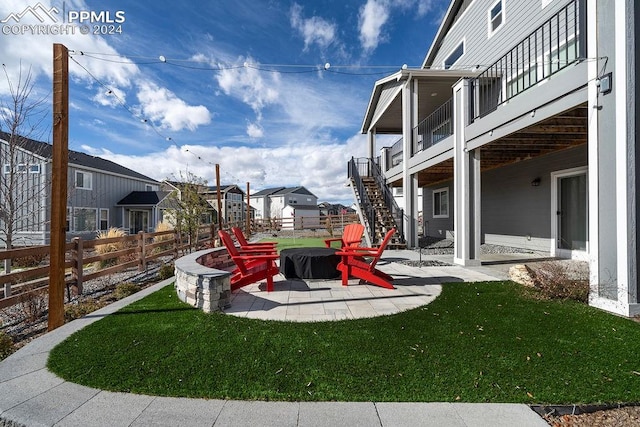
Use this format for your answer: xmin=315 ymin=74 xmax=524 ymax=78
xmin=0 ymin=131 xmax=158 ymax=183
xmin=252 ymin=187 xmax=286 ymax=197
xmin=116 ymin=191 xmax=171 ymax=206
xmin=272 ymin=186 xmax=316 ymax=197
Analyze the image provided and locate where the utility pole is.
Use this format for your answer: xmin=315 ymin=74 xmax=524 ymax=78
xmin=215 ymin=164 xmax=222 ymax=230
xmin=49 ymin=43 xmax=69 ymax=331
xmin=245 ymin=182 xmax=251 ymax=235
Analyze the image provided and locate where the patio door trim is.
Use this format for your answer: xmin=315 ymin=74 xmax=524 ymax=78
xmin=550 ymin=166 xmax=588 ymax=260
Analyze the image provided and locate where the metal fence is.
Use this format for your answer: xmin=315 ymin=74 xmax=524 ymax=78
xmin=471 ymin=0 xmax=584 ymax=120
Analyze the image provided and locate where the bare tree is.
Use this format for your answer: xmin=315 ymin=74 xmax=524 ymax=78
xmin=0 ymin=64 xmax=49 ymax=277
xmin=164 ymin=171 xmax=211 ymax=253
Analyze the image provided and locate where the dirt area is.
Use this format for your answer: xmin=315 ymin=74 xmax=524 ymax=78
xmin=543 ymin=406 xmax=640 ymax=426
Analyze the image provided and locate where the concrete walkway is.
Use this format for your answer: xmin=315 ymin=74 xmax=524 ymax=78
xmin=0 ymin=251 xmax=549 ymax=426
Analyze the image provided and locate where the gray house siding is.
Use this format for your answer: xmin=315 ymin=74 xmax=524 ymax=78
xmin=482 ymin=144 xmax=587 ymax=251
xmin=67 ymin=165 xmax=158 ymax=237
xmin=430 ymin=0 xmax=576 ymax=70
xmin=423 ymin=182 xmax=454 ymax=239
xmin=421 ymin=144 xmax=587 ymax=248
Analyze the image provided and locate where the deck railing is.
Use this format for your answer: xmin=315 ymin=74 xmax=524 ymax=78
xmin=413 ymin=97 xmax=453 ymax=154
xmin=471 ymin=0 xmax=585 ymax=121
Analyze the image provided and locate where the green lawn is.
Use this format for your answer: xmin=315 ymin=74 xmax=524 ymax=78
xmin=47 ymin=282 xmax=640 ymax=404
xmin=260 ymin=236 xmax=329 ymax=250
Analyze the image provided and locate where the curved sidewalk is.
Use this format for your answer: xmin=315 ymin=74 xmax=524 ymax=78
xmin=0 ymin=252 xmax=548 ymax=426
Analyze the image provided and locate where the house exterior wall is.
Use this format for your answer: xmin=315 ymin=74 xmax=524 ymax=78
xmin=66 ymin=165 xmax=158 ymax=238
xmin=0 ymin=142 xmax=49 ymax=247
xmin=482 ymin=145 xmax=587 ymax=251
xmin=430 ymin=0 xmax=575 ymax=70
xmin=422 ymin=144 xmax=587 ymax=248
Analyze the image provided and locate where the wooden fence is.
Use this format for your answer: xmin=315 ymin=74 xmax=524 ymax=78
xmin=0 ymin=214 xmax=360 ymax=310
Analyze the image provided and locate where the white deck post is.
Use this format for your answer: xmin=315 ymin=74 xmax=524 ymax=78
xmin=453 ymin=79 xmax=481 ymax=266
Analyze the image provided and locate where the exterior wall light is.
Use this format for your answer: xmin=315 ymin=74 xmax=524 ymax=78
xmin=531 ymin=177 xmax=541 ymax=187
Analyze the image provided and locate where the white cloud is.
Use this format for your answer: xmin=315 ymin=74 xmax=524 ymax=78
xmin=92 ymin=86 xmax=126 ymax=107
xmin=246 ymin=122 xmax=264 ymax=138
xmin=136 ymin=81 xmax=212 ymax=132
xmin=359 ymin=0 xmax=390 ymax=52
xmin=216 ymin=58 xmax=280 ymax=118
xmin=289 ymin=3 xmax=337 ymax=51
xmin=89 ymin=134 xmax=371 ymax=204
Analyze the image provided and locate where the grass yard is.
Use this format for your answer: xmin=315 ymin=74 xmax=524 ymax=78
xmin=261 ymin=236 xmax=328 ymax=250
xmin=47 ymin=281 xmax=640 ymax=404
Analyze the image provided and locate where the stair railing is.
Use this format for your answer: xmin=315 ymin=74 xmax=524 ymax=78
xmin=348 ymin=157 xmax=377 ymax=243
xmin=369 ymin=159 xmax=404 ymax=242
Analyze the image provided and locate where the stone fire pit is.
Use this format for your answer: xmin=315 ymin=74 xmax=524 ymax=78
xmin=174 ymin=247 xmax=234 ymax=312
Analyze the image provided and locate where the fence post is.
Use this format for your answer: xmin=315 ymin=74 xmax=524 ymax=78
xmin=173 ymin=230 xmax=179 ymax=259
xmin=71 ymin=237 xmax=84 ymax=295
xmin=138 ymin=231 xmax=146 ymax=272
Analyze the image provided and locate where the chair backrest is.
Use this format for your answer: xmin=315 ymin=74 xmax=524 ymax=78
xmin=231 ymin=227 xmax=249 ymax=246
xmin=342 ymin=223 xmax=364 ymax=248
xmin=368 ymin=228 xmax=396 ymax=270
xmin=218 ymin=230 xmax=247 ymax=274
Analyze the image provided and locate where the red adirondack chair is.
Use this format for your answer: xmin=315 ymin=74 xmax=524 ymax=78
xmin=232 ymin=227 xmax=278 ymax=252
xmin=218 ymin=230 xmax=280 ymax=292
xmin=336 ymin=228 xmax=396 ymax=290
xmin=324 ymin=223 xmax=364 ymax=249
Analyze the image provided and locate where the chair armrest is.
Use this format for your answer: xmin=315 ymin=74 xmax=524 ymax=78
xmin=323 ymin=237 xmax=343 ymax=248
xmin=336 ymin=250 xmax=377 ymax=257
xmin=233 ymin=254 xmax=280 ymax=261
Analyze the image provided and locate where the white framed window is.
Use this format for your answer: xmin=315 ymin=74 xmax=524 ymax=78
xmin=29 ymin=164 xmax=41 ymax=173
xmin=74 ymin=207 xmax=97 ymax=232
xmin=3 ymin=163 xmax=36 ymax=174
xmin=488 ymin=0 xmax=504 ymax=37
xmin=99 ymin=209 xmax=109 ymax=231
xmin=433 ymin=187 xmax=449 ymax=218
xmin=145 ymin=184 xmax=153 ymax=191
xmin=75 ymin=170 xmax=93 ymax=190
xmin=443 ymin=40 xmax=465 ymax=69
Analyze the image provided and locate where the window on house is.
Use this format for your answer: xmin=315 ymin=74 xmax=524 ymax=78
xmin=100 ymin=209 xmax=109 ymax=230
xmin=443 ymin=41 xmax=464 ymax=69
xmin=75 ymin=171 xmax=93 ymax=190
xmin=29 ymin=164 xmax=41 ymax=173
xmin=488 ymin=0 xmax=504 ymax=36
xmin=433 ymin=188 xmax=449 ymax=218
xmin=74 ymin=207 xmax=97 ymax=231
xmin=145 ymin=184 xmax=153 ymax=191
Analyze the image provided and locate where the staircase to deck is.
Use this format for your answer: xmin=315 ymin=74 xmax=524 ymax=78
xmin=348 ymin=157 xmax=405 ymax=249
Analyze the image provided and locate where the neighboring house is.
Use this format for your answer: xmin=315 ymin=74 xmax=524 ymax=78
xmin=115 ymin=191 xmax=173 ymax=234
xmin=0 ymin=132 xmax=161 ymax=246
xmin=201 ymin=184 xmax=249 ymax=225
xmin=318 ymin=202 xmax=356 ymax=217
xmin=250 ymin=186 xmax=285 ymax=220
xmin=160 ymin=181 xmax=216 ymax=226
xmin=251 ymin=186 xmax=319 ymax=228
xmin=356 ymin=0 xmax=638 ymax=317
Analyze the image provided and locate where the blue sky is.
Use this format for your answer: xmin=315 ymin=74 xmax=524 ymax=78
xmin=0 ymin=0 xmax=447 ymax=204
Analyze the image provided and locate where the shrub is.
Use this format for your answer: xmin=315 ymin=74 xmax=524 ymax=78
xmin=528 ymin=261 xmax=590 ymax=303
xmin=0 ymin=331 xmax=15 ymax=360
xmin=158 ymin=262 xmax=174 ymax=280
xmin=153 ymin=222 xmax=175 ymax=253
xmin=113 ymin=282 xmax=139 ymax=300
xmin=14 ymin=252 xmax=47 ymax=268
xmin=95 ymin=228 xmax=127 ymax=268
xmin=17 ymin=285 xmax=48 ymax=323
xmin=64 ymin=300 xmax=106 ymax=322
